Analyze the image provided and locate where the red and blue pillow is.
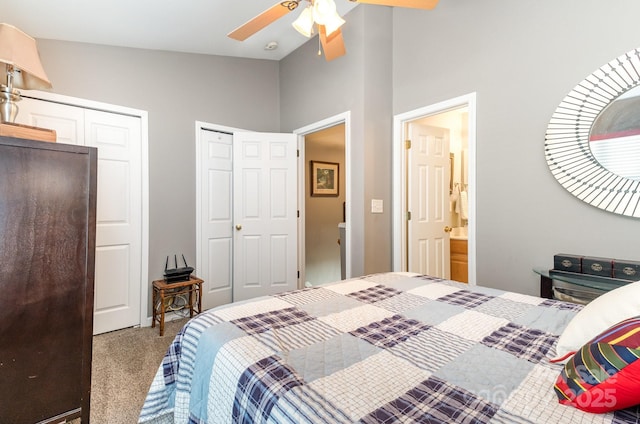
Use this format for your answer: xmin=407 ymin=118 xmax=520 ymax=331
xmin=554 ymin=315 xmax=640 ymax=413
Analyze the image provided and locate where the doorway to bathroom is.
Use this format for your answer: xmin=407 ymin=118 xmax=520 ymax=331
xmin=301 ymin=123 xmax=346 ymax=287
xmin=295 ymin=112 xmax=351 ymax=288
xmin=392 ymin=93 xmax=476 ymax=285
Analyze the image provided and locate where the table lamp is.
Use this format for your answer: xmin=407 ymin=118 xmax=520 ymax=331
xmin=0 ymin=23 xmax=52 ymax=123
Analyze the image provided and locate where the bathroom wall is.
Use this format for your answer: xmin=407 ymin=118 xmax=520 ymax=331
xmin=304 ymin=126 xmax=346 ymax=286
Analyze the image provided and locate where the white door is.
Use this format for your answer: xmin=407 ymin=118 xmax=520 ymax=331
xmin=198 ymin=129 xmax=234 ymax=310
xmin=197 ymin=129 xmax=298 ymax=307
xmin=17 ymin=98 xmax=144 ymax=334
xmin=16 ymin=97 xmax=84 ymax=145
xmin=408 ymin=123 xmax=451 ymax=277
xmin=85 ymin=110 xmax=142 ymax=334
xmin=233 ymin=131 xmax=298 ymax=301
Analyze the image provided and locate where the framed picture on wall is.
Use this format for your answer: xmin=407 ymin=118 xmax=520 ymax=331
xmin=310 ymin=160 xmax=339 ymax=196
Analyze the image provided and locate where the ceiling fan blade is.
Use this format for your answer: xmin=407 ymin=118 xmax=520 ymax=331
xmin=319 ymin=26 xmax=346 ymax=61
xmin=351 ymin=0 xmax=438 ymax=9
xmin=228 ymin=2 xmax=299 ymax=41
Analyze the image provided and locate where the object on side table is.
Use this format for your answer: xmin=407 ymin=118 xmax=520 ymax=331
xmin=553 ymin=253 xmax=583 ymax=273
xmin=551 ymin=279 xmax=609 ymax=305
xmin=536 ymin=267 xmax=631 ymax=304
xmin=164 ymin=254 xmax=194 ymax=283
xmin=613 ymin=259 xmax=640 ymax=281
xmin=582 ymin=256 xmax=613 ymax=278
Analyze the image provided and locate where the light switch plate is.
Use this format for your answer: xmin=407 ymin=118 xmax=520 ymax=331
xmin=371 ymin=199 xmax=383 ymax=214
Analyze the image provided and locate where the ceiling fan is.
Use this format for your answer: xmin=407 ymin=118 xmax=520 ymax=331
xmin=227 ymin=0 xmax=439 ymax=61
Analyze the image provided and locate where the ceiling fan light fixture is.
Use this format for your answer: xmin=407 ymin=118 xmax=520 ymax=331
xmin=292 ymin=5 xmax=314 ymax=38
xmin=228 ymin=0 xmax=439 ymax=61
xmin=312 ymin=0 xmax=338 ymax=25
xmin=322 ymin=12 xmax=345 ymax=36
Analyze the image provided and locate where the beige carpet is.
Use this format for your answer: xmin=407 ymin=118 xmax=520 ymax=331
xmin=70 ymin=317 xmax=189 ymax=423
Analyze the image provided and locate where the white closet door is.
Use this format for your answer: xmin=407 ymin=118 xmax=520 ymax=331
xmin=198 ymin=129 xmax=233 ymax=310
xmin=15 ymin=98 xmax=84 ymax=145
xmin=233 ymin=131 xmax=298 ymax=301
xmin=85 ymin=109 xmax=142 ymax=334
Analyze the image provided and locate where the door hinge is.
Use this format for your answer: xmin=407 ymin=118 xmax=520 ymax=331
xmin=297 ymin=271 xmax=300 ymax=278
xmin=297 ymin=210 xmax=300 ymax=218
xmin=297 ymin=149 xmax=300 ymax=157
xmin=405 ymin=139 xmax=411 ymax=150
xmin=407 ymin=211 xmax=412 ymax=221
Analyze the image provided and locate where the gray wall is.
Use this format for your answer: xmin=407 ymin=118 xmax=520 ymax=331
xmin=390 ymin=0 xmax=640 ymax=295
xmin=32 ymin=0 xmax=640 ymax=310
xmin=35 ymin=40 xmax=281 ymax=312
xmin=280 ymin=6 xmax=393 ymax=277
xmin=305 ymin=133 xmax=346 ymax=286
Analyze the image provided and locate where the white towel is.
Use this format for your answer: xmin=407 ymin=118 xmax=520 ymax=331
xmin=451 ymin=184 xmax=460 ymax=214
xmin=459 ymin=190 xmax=468 ymax=220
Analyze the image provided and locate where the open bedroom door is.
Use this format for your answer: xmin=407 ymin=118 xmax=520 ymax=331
xmin=393 ymin=93 xmax=476 ymax=285
xmin=407 ymin=123 xmax=451 ymax=278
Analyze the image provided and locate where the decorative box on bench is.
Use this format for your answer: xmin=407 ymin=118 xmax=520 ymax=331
xmin=553 ymin=254 xmax=582 ymax=273
xmin=582 ymin=256 xmax=614 ymax=278
xmin=545 ymin=253 xmax=639 ymax=304
xmin=613 ymin=259 xmax=640 ymax=281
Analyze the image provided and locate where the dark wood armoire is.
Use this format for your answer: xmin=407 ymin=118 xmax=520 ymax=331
xmin=0 ymin=135 xmax=97 ymax=423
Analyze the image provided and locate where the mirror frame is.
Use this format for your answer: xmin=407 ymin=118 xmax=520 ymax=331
xmin=545 ymin=47 xmax=640 ymax=218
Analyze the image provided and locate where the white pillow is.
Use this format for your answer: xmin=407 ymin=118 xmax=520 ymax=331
xmin=551 ymin=279 xmax=640 ymax=363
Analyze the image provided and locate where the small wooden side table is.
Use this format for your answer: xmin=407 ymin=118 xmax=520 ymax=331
xmin=152 ymin=275 xmax=203 ymax=336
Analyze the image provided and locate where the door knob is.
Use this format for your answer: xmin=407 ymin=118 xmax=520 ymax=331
xmin=235 ymin=224 xmax=242 ymax=231
xmin=444 ymin=226 xmax=453 ymax=233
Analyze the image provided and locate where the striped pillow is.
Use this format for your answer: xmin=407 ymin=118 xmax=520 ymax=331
xmin=554 ymin=316 xmax=640 ymax=413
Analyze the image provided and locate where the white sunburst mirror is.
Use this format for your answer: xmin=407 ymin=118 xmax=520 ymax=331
xmin=545 ymin=47 xmax=640 ymax=218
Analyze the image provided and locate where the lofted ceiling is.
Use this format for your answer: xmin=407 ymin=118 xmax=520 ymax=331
xmin=0 ymin=0 xmax=360 ymax=61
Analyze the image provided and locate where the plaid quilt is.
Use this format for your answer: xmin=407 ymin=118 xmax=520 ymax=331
xmin=138 ymin=272 xmax=640 ymax=423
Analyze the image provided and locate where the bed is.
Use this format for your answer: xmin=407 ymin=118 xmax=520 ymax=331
xmin=138 ymin=272 xmax=640 ymax=423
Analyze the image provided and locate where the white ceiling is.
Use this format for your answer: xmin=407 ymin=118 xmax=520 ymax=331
xmin=1 ymin=0 xmax=360 ymax=61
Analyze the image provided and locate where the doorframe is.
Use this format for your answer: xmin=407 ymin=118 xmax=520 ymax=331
xmin=294 ymin=111 xmax=352 ymax=287
xmin=392 ymin=93 xmax=477 ymax=285
xmin=22 ymin=89 xmax=151 ymax=327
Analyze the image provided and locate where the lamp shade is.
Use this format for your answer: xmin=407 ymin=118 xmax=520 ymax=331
xmin=0 ymin=23 xmax=51 ymax=90
xmin=292 ymin=6 xmax=314 ymax=38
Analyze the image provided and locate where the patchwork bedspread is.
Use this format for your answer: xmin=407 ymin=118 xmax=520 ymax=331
xmin=138 ymin=272 xmax=640 ymax=423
